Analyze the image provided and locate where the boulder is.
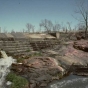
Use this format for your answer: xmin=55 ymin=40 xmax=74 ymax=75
xmin=55 ymin=42 xmax=88 ymax=68
xmin=11 ymin=57 xmax=64 ymax=88
xmin=73 ymin=40 xmax=88 ymax=52
xmin=76 ymin=32 xmax=85 ymax=40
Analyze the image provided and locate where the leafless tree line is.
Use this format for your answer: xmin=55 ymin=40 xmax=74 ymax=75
xmin=2 ymin=0 xmax=88 ymax=37
xmin=39 ymin=19 xmax=61 ymax=33
xmin=74 ymin=0 xmax=88 ymax=37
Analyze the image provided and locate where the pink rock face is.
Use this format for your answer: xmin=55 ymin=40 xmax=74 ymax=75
xmin=11 ymin=57 xmax=64 ymax=88
xmin=65 ymin=45 xmax=88 ymax=58
xmin=57 ymin=41 xmax=88 ymax=66
xmin=76 ymin=32 xmax=85 ymax=40
xmin=22 ymin=57 xmax=64 ymax=72
xmin=73 ymin=40 xmax=88 ymax=52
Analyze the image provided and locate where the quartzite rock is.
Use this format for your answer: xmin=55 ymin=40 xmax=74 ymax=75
xmin=73 ymin=40 xmax=88 ymax=52
xmin=11 ymin=57 xmax=64 ymax=88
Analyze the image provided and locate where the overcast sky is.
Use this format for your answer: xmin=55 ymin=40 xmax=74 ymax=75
xmin=0 ymin=0 xmax=88 ymax=32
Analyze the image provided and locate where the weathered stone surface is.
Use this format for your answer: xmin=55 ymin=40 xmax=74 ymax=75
xmin=55 ymin=42 xmax=88 ymax=68
xmin=41 ymin=41 xmax=88 ymax=68
xmin=73 ymin=40 xmax=88 ymax=52
xmin=11 ymin=57 xmax=64 ymax=88
xmin=76 ymin=32 xmax=85 ymax=40
xmin=10 ymin=39 xmax=88 ymax=88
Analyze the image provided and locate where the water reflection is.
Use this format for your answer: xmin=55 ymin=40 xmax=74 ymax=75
xmin=49 ymin=75 xmax=88 ymax=88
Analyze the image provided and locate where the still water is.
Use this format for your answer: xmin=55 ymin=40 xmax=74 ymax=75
xmin=48 ymin=75 xmax=88 ymax=88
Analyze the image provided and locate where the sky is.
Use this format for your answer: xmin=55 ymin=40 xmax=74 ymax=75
xmin=0 ymin=0 xmax=87 ymax=32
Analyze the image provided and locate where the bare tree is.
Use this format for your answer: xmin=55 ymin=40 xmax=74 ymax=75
xmin=26 ymin=23 xmax=35 ymax=33
xmin=11 ymin=29 xmax=15 ymax=33
xmin=22 ymin=29 xmax=25 ymax=33
xmin=39 ymin=24 xmax=42 ymax=32
xmin=39 ymin=19 xmax=53 ymax=33
xmin=53 ymin=23 xmax=61 ymax=32
xmin=32 ymin=26 xmax=35 ymax=33
xmin=67 ymin=22 xmax=72 ymax=32
xmin=75 ymin=0 xmax=88 ymax=37
xmin=3 ymin=27 xmax=7 ymax=33
xmin=62 ymin=26 xmax=67 ymax=33
xmin=77 ymin=23 xmax=85 ymax=31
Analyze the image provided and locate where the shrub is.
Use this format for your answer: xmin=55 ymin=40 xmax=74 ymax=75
xmin=26 ymin=49 xmax=30 ymax=52
xmin=29 ymin=52 xmax=42 ymax=57
xmin=6 ymin=72 xmax=28 ymax=88
xmin=33 ymin=52 xmax=42 ymax=56
xmin=17 ymin=58 xmax=24 ymax=63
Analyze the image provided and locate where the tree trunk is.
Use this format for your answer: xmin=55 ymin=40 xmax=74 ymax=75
xmin=85 ymin=15 xmax=87 ymax=38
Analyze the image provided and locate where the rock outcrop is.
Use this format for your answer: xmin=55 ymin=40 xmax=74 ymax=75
xmin=10 ymin=39 xmax=88 ymax=88
xmin=73 ymin=40 xmax=88 ymax=52
xmin=55 ymin=41 xmax=88 ymax=69
xmin=42 ymin=41 xmax=88 ymax=68
xmin=76 ymin=32 xmax=85 ymax=40
xmin=11 ymin=57 xmax=64 ymax=88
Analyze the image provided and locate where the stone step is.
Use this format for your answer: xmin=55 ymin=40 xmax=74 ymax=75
xmin=3 ymin=47 xmax=32 ymax=51
xmin=6 ymin=49 xmax=28 ymax=53
xmin=3 ymin=45 xmax=32 ymax=48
